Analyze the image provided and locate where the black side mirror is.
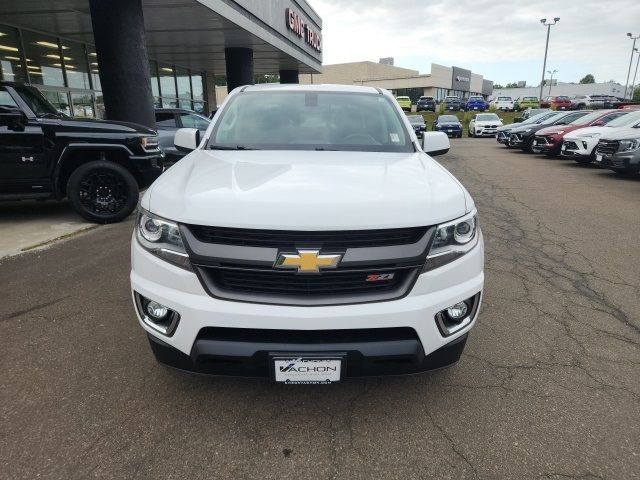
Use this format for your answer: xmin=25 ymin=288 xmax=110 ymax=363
xmin=0 ymin=106 xmax=27 ymax=132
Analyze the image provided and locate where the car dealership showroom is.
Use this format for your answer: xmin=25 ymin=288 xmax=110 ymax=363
xmin=1 ymin=1 xmax=639 ymax=479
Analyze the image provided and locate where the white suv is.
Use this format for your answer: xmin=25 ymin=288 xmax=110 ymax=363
xmin=493 ymin=96 xmax=515 ymax=111
xmin=561 ymin=110 xmax=639 ymax=163
xmin=130 ymin=84 xmax=484 ymax=384
xmin=469 ymin=113 xmax=503 ymax=137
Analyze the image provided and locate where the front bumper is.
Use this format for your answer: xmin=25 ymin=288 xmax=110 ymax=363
xmin=475 ymin=127 xmax=498 ymax=136
xmin=496 ymin=130 xmax=511 ymax=143
xmin=532 ymin=135 xmax=562 ymax=154
xmin=561 ymin=138 xmax=595 ymax=159
xmin=596 ymin=153 xmax=640 ymax=172
xmin=130 ymin=234 xmax=484 ymax=378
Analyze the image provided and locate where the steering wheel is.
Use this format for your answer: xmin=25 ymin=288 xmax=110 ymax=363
xmin=340 ymin=133 xmax=380 ymax=144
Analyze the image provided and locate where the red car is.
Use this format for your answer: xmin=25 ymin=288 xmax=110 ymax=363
xmin=532 ymin=110 xmax=627 ymax=156
xmin=540 ymin=95 xmax=573 ymax=110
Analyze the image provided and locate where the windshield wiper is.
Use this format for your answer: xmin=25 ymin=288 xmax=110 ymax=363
xmin=209 ymin=145 xmax=259 ymax=150
xmin=38 ymin=112 xmax=61 ymax=119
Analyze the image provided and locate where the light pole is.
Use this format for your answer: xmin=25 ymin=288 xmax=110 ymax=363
xmin=547 ymin=69 xmax=557 ymax=95
xmin=624 ymin=33 xmax=639 ymax=100
xmin=539 ymin=17 xmax=560 ymax=101
xmin=630 ymin=48 xmax=640 ymax=102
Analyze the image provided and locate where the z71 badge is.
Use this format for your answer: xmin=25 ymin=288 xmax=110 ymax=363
xmin=366 ymin=273 xmax=395 ymax=282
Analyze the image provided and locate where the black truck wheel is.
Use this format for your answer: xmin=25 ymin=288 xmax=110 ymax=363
xmin=67 ymin=160 xmax=139 ymax=223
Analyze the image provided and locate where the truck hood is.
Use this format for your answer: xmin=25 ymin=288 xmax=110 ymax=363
xmin=598 ymin=126 xmax=640 ymax=141
xmin=51 ymin=117 xmax=156 ymax=136
xmin=144 ymin=150 xmax=469 ymax=230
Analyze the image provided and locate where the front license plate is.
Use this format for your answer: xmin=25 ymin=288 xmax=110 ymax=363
xmin=562 ymin=144 xmax=567 ymax=151
xmin=596 ymin=154 xmax=603 ymax=162
xmin=273 ymin=356 xmax=342 ymax=384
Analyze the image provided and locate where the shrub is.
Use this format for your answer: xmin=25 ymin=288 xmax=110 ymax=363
xmin=488 ymin=104 xmax=497 ymax=113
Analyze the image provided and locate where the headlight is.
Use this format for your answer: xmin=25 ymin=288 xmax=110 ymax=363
xmin=548 ymin=130 xmax=564 ymax=135
xmin=140 ymin=135 xmax=159 ymax=151
xmin=619 ymin=139 xmax=640 ymax=152
xmin=578 ymin=132 xmax=600 ymax=139
xmin=136 ymin=209 xmax=191 ymax=270
xmin=423 ymin=210 xmax=479 ymax=272
xmin=524 ymin=128 xmax=533 ymax=133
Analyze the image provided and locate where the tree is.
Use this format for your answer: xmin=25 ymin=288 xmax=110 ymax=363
xmin=633 ymin=85 xmax=640 ymax=102
xmin=493 ymin=83 xmax=504 ymax=89
xmin=505 ymin=82 xmax=518 ymax=88
xmin=255 ymin=74 xmax=280 ymax=84
xmin=579 ymin=74 xmax=595 ymax=84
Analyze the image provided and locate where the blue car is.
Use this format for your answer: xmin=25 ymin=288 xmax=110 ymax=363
xmin=433 ymin=114 xmax=463 ymax=138
xmin=465 ymin=96 xmax=488 ymax=112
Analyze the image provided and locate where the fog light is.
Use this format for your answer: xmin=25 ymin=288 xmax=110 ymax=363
xmin=446 ymin=301 xmax=468 ymax=320
xmin=146 ymin=301 xmax=169 ymax=320
xmin=134 ymin=293 xmax=180 ymax=337
xmin=435 ymin=294 xmax=481 ymax=337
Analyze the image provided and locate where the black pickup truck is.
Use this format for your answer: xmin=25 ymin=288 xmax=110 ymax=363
xmin=0 ymin=82 xmax=163 ymax=223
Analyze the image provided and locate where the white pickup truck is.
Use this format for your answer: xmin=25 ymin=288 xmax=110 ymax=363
xmin=493 ymin=96 xmax=515 ymax=111
xmin=130 ymin=84 xmax=484 ymax=384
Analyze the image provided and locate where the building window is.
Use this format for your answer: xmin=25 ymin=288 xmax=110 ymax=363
xmin=22 ymin=31 xmax=65 ymax=87
xmin=149 ymin=60 xmax=161 ymax=108
xmin=87 ymin=46 xmax=100 ymax=90
xmin=41 ymin=90 xmax=71 ymax=116
xmin=176 ymin=67 xmax=191 ymax=109
xmin=64 ymin=41 xmax=90 ymax=90
xmin=0 ymin=25 xmax=27 ymax=82
xmin=159 ymin=64 xmax=177 ymax=107
xmin=71 ymin=92 xmax=94 ymax=117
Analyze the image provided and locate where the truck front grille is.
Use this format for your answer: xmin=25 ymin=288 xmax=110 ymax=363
xmin=183 ymin=225 xmax=433 ymax=306
xmin=189 ymin=225 xmax=428 ymax=249
xmin=596 ymin=140 xmax=619 ymax=156
xmin=204 ymin=266 xmax=413 ymax=297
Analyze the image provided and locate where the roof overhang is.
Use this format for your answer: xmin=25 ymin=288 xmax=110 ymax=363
xmin=0 ymin=0 xmax=323 ymax=74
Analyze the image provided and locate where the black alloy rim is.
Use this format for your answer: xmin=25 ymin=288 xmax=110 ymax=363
xmin=77 ymin=170 xmax=129 ymax=215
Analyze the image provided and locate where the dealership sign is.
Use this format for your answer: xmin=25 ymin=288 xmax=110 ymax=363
xmin=456 ymin=75 xmax=470 ymax=83
xmin=286 ymin=8 xmax=322 ymax=52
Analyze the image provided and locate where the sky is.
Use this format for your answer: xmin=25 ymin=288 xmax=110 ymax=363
xmin=310 ymin=0 xmax=640 ymax=87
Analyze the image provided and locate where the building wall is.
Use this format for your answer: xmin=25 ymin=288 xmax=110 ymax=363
xmin=299 ymin=61 xmax=418 ymax=85
xmin=470 ymin=73 xmax=483 ymax=95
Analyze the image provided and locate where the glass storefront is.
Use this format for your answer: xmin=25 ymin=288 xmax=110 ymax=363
xmin=0 ymin=23 xmax=208 ymax=119
xmin=0 ymin=25 xmax=27 ymax=83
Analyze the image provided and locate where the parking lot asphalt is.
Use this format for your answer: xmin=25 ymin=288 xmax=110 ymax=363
xmin=1 ymin=139 xmax=639 ymax=480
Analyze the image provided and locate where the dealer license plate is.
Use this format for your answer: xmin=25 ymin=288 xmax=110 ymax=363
xmin=273 ymin=356 xmax=342 ymax=384
xmin=596 ymin=154 xmax=603 ymax=162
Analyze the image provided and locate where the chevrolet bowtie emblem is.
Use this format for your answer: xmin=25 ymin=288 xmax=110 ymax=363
xmin=275 ymin=249 xmax=343 ymax=273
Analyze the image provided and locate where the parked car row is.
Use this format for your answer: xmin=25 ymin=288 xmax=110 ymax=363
xmin=493 ymin=108 xmax=640 ymax=176
xmin=413 ymin=95 xmax=490 ymax=112
xmin=491 ymin=94 xmax=625 ymax=112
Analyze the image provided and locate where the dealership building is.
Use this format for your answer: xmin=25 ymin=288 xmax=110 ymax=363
xmin=0 ymin=0 xmax=322 ymax=127
xmin=300 ymin=61 xmax=494 ymax=102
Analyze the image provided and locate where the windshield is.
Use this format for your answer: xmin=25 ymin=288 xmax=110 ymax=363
xmin=407 ymin=115 xmax=424 ymax=124
xmin=469 ymin=97 xmax=483 ymax=102
xmin=419 ymin=97 xmax=433 ymax=101
xmin=14 ymin=86 xmax=61 ymax=118
xmin=524 ymin=97 xmax=538 ymax=101
xmin=570 ymin=111 xmax=607 ymax=126
xmin=606 ymin=111 xmax=640 ymax=127
xmin=476 ymin=114 xmax=499 ymax=121
xmin=438 ymin=115 xmax=458 ymax=123
xmin=209 ymin=91 xmax=413 ymax=152
xmin=397 ymin=96 xmax=410 ymax=101
xmin=535 ymin=112 xmax=563 ymax=124
xmin=497 ymin=97 xmax=512 ymax=101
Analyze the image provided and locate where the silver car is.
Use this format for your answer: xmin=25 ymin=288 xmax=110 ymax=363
xmin=155 ymin=108 xmax=210 ymax=165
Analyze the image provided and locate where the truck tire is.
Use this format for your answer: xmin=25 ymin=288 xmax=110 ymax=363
xmin=67 ymin=160 xmax=139 ymax=224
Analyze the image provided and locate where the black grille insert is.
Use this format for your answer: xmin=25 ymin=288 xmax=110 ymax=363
xmin=201 ymin=266 xmax=414 ymax=298
xmin=188 ymin=225 xmax=428 ymax=249
xmin=196 ymin=326 xmax=420 ymax=344
xmin=596 ymin=140 xmax=619 ymax=156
